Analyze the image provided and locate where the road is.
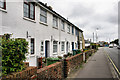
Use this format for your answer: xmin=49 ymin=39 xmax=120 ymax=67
xmin=104 ymin=47 xmax=120 ymax=72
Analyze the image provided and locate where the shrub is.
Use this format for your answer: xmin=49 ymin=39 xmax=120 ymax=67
xmin=1 ymin=34 xmax=28 ymax=75
xmin=46 ymin=57 xmax=60 ymax=66
xmin=58 ymin=56 xmax=62 ymax=59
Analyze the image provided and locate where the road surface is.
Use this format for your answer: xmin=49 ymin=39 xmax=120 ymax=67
xmin=104 ymin=47 xmax=120 ymax=73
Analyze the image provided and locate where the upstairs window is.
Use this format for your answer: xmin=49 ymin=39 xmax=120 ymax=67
xmin=53 ymin=15 xmax=58 ymax=28
xmin=72 ymin=26 xmax=74 ymax=35
xmin=67 ymin=25 xmax=70 ymax=33
xmin=24 ymin=2 xmax=35 ymax=20
xmin=61 ymin=20 xmax=65 ymax=30
xmin=0 ymin=0 xmax=6 ymax=9
xmin=40 ymin=8 xmax=47 ymax=23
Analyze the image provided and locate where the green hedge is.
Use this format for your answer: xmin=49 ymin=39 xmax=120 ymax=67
xmin=1 ymin=34 xmax=28 ymax=75
xmin=46 ymin=58 xmax=60 ymax=66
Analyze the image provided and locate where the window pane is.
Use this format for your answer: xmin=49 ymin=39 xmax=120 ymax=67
xmin=53 ymin=16 xmax=58 ymax=27
xmin=53 ymin=41 xmax=57 ymax=53
xmin=61 ymin=21 xmax=64 ymax=30
xmin=40 ymin=8 xmax=47 ymax=23
xmin=24 ymin=3 xmax=29 ymax=18
xmin=0 ymin=0 xmax=4 ymax=8
xmin=40 ymin=15 xmax=47 ymax=23
xmin=30 ymin=3 xmax=34 ymax=19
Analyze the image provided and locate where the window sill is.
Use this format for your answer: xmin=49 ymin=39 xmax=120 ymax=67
xmin=23 ymin=17 xmax=36 ymax=23
xmin=29 ymin=54 xmax=35 ymax=57
xmin=0 ymin=8 xmax=7 ymax=13
xmin=61 ymin=51 xmax=65 ymax=54
xmin=61 ymin=29 xmax=65 ymax=32
xmin=53 ymin=52 xmax=57 ymax=55
xmin=53 ymin=26 xmax=58 ymax=30
xmin=67 ymin=32 xmax=70 ymax=34
xmin=39 ymin=22 xmax=48 ymax=26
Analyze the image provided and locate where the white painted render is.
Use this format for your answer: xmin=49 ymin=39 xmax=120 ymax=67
xmin=0 ymin=0 xmax=83 ymax=67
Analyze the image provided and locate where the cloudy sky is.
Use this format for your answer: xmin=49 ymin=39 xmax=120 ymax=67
xmin=40 ymin=0 xmax=118 ymax=42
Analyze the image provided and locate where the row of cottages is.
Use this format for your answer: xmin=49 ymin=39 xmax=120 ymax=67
xmin=0 ymin=0 xmax=85 ymax=67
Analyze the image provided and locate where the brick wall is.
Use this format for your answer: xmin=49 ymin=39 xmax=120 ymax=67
xmin=2 ymin=67 xmax=37 ymax=79
xmin=24 ymin=62 xmax=29 ymax=69
xmin=37 ymin=62 xmax=64 ymax=79
xmin=64 ymin=53 xmax=83 ymax=77
xmin=2 ymin=49 xmax=96 ymax=79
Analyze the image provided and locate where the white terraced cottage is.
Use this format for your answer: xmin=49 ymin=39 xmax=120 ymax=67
xmin=0 ymin=0 xmax=84 ymax=67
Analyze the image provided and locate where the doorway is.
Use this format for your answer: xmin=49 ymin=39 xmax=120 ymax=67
xmin=72 ymin=42 xmax=74 ymax=50
xmin=45 ymin=41 xmax=50 ymax=58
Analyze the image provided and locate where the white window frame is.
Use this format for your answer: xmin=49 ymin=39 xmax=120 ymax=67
xmin=40 ymin=8 xmax=47 ymax=23
xmin=53 ymin=41 xmax=58 ymax=53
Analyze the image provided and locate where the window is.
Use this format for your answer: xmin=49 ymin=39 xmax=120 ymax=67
xmin=68 ymin=25 xmax=70 ymax=33
xmin=41 ymin=41 xmax=44 ymax=51
xmin=53 ymin=41 xmax=57 ymax=53
xmin=61 ymin=20 xmax=64 ymax=30
xmin=53 ymin=15 xmax=58 ymax=28
xmin=24 ymin=2 xmax=35 ymax=20
xmin=72 ymin=26 xmax=74 ymax=35
xmin=0 ymin=0 xmax=6 ymax=9
xmin=40 ymin=8 xmax=47 ymax=23
xmin=76 ymin=28 xmax=78 ymax=36
xmin=61 ymin=42 xmax=65 ymax=51
xmin=31 ymin=38 xmax=34 ymax=54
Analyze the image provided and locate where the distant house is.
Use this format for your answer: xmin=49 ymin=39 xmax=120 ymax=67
xmin=0 ymin=0 xmax=84 ymax=66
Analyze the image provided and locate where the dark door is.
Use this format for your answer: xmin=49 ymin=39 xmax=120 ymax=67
xmin=45 ymin=41 xmax=48 ymax=58
xmin=45 ymin=41 xmax=50 ymax=58
xmin=72 ymin=42 xmax=74 ymax=50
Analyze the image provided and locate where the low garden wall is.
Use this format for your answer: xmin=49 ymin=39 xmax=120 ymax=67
xmin=37 ymin=62 xmax=63 ymax=79
xmin=65 ymin=53 xmax=83 ymax=75
xmin=2 ymin=66 xmax=37 ymax=79
xmin=2 ymin=49 xmax=96 ymax=79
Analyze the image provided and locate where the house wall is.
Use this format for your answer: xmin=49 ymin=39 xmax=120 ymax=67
xmin=0 ymin=0 xmax=83 ymax=66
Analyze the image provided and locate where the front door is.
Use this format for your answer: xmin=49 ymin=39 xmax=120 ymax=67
xmin=72 ymin=42 xmax=74 ymax=50
xmin=45 ymin=41 xmax=50 ymax=58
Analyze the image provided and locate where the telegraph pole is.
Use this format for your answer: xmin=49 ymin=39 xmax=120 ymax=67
xmin=93 ymin=32 xmax=94 ymax=43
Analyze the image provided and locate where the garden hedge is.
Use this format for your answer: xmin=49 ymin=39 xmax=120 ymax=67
xmin=1 ymin=34 xmax=28 ymax=75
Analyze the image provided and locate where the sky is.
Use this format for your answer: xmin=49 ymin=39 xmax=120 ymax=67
xmin=40 ymin=0 xmax=118 ymax=42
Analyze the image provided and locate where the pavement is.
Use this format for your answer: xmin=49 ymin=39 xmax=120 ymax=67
xmin=67 ymin=47 xmax=119 ymax=80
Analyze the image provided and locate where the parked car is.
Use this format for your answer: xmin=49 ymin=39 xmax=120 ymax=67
xmin=109 ymin=44 xmax=113 ymax=48
xmin=117 ymin=45 xmax=120 ymax=49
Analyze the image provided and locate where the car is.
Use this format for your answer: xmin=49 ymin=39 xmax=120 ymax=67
xmin=117 ymin=45 xmax=120 ymax=49
xmin=109 ymin=44 xmax=113 ymax=48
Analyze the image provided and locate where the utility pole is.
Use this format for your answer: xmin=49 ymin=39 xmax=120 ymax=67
xmin=96 ymin=33 xmax=97 ymax=43
xmin=93 ymin=32 xmax=94 ymax=43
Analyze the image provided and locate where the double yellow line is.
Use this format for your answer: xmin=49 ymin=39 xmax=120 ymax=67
xmin=105 ymin=51 xmax=120 ymax=77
